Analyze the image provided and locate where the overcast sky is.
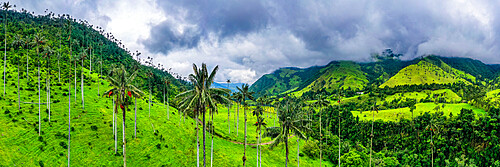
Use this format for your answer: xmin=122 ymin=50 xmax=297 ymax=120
xmin=12 ymin=0 xmax=500 ymax=83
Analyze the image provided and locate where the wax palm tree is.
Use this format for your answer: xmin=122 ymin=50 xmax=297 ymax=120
xmin=42 ymin=46 xmax=54 ymax=121
xmin=12 ymin=34 xmax=23 ymax=112
xmin=235 ymin=84 xmax=254 ymax=166
xmin=426 ymin=118 xmax=439 ymax=167
xmin=233 ymin=92 xmax=243 ymax=137
xmin=269 ymin=101 xmax=310 ymax=167
xmin=369 ymin=101 xmax=379 ymax=167
xmin=103 ymin=65 xmax=144 ymax=167
xmin=66 ymin=23 xmax=72 ymax=166
xmin=226 ymin=79 xmax=231 ymax=134
xmin=32 ymin=33 xmax=45 ymax=136
xmin=79 ymin=50 xmax=87 ymax=110
xmin=176 ymin=63 xmax=230 ymax=167
xmin=2 ymin=2 xmax=12 ymax=97
xmin=313 ymin=94 xmax=329 ymax=166
xmin=253 ymin=108 xmax=267 ymax=167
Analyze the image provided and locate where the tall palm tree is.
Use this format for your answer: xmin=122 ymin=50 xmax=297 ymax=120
xmin=253 ymin=108 xmax=267 ymax=167
xmin=226 ymin=79 xmax=231 ymax=134
xmin=269 ymin=100 xmax=310 ymax=167
xmin=426 ymin=118 xmax=439 ymax=167
xmin=2 ymin=2 xmax=12 ymax=97
xmin=369 ymin=101 xmax=378 ymax=167
xmin=103 ymin=65 xmax=144 ymax=167
xmin=176 ymin=63 xmax=229 ymax=167
xmin=313 ymin=94 xmax=329 ymax=166
xmin=12 ymin=34 xmax=23 ymax=112
xmin=79 ymin=50 xmax=87 ymax=110
xmin=233 ymin=92 xmax=243 ymax=137
xmin=72 ymin=40 xmax=79 ymax=101
xmin=66 ymin=17 xmax=72 ymax=166
xmin=235 ymin=84 xmax=254 ymax=166
xmin=32 ymin=33 xmax=45 ymax=136
xmin=43 ymin=46 xmax=54 ymax=121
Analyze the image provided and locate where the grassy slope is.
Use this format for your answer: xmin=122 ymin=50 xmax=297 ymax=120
xmin=0 ymin=62 xmax=331 ymax=166
xmin=249 ymin=66 xmax=322 ymax=97
xmin=384 ymin=89 xmax=462 ymax=103
xmin=352 ymin=103 xmax=486 ymax=122
xmin=380 ymin=60 xmax=472 ymax=88
xmin=293 ymin=61 xmax=368 ymax=97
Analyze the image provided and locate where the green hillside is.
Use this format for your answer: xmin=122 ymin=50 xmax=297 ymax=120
xmin=249 ymin=66 xmax=322 ymax=96
xmin=293 ymin=61 xmax=368 ymax=97
xmin=380 ymin=60 xmax=473 ymax=88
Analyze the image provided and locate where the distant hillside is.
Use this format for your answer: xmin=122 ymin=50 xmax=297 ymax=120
xmin=249 ymin=66 xmax=322 ymax=96
xmin=439 ymin=56 xmax=497 ymax=79
xmin=297 ymin=61 xmax=368 ymax=94
xmin=380 ymin=59 xmax=473 ymax=88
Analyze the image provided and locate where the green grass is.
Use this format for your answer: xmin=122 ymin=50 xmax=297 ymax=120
xmin=383 ymin=89 xmax=461 ymax=103
xmin=0 ymin=62 xmax=332 ymax=166
xmin=352 ymin=103 xmax=486 ymax=122
xmin=380 ymin=60 xmax=472 ymax=88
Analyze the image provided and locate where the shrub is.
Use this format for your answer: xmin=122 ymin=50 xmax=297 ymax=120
xmin=91 ymin=125 xmax=98 ymax=131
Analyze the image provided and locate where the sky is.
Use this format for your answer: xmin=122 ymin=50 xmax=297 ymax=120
xmin=12 ymin=0 xmax=500 ymax=84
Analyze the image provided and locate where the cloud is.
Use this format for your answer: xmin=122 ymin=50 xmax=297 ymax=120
xmin=12 ymin=0 xmax=500 ymax=83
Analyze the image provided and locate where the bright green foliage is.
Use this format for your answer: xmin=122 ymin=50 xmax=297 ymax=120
xmin=380 ymin=60 xmax=473 ymax=88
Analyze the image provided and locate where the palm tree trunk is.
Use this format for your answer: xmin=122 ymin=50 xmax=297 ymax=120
xmin=167 ymin=86 xmax=169 ymax=120
xmin=297 ymin=138 xmax=300 ymax=167
xmin=3 ymin=16 xmax=6 ymax=98
xmin=338 ymin=108 xmax=341 ymax=167
xmin=370 ymin=109 xmax=374 ymax=167
xmin=122 ymin=106 xmax=127 ymax=167
xmin=319 ymin=109 xmax=322 ymax=167
xmin=17 ymin=59 xmax=20 ymax=112
xmin=58 ymin=38 xmax=61 ymax=82
xmin=237 ymin=104 xmax=240 ymax=137
xmin=431 ymin=132 xmax=433 ymax=167
xmin=38 ymin=49 xmax=41 ymax=136
xmin=134 ymin=97 xmax=137 ymax=139
xmin=256 ymin=130 xmax=259 ymax=166
xmin=228 ymin=103 xmax=230 ymax=134
xmin=149 ymin=86 xmax=151 ymax=118
xmin=259 ymin=128 xmax=262 ymax=167
xmin=285 ymin=136 xmax=289 ymax=167
xmin=81 ymin=59 xmax=84 ymax=110
xmin=243 ymin=106 xmax=247 ymax=167
xmin=26 ymin=50 xmax=29 ymax=80
xmin=68 ymin=74 xmax=71 ymax=167
xmin=211 ymin=110 xmax=214 ymax=167
xmin=113 ymin=96 xmax=117 ymax=154
xmin=196 ymin=114 xmax=200 ymax=167
xmin=203 ymin=108 xmax=207 ymax=167
xmin=74 ymin=61 xmax=76 ymax=101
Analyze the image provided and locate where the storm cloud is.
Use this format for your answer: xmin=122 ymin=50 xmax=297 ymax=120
xmin=13 ymin=0 xmax=500 ymax=83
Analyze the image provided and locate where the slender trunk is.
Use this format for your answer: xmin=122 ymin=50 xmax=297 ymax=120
xmin=68 ymin=74 xmax=71 ymax=167
xmin=256 ymin=127 xmax=259 ymax=167
xmin=26 ymin=48 xmax=29 ymax=80
xmin=243 ymin=105 xmax=247 ymax=167
xmin=319 ymin=109 xmax=322 ymax=167
xmin=74 ymin=61 xmax=76 ymax=101
xmin=370 ymin=109 xmax=374 ymax=167
xmin=203 ymin=107 xmax=206 ymax=167
xmin=134 ymin=97 xmax=137 ymax=139
xmin=196 ymin=114 xmax=200 ymax=167
xmin=122 ymin=106 xmax=127 ymax=167
xmin=38 ymin=47 xmax=41 ymax=136
xmin=228 ymin=103 xmax=230 ymax=134
xmin=338 ymin=108 xmax=341 ymax=167
xmin=81 ymin=59 xmax=84 ymax=110
xmin=17 ymin=58 xmax=20 ymax=111
xmin=259 ymin=128 xmax=262 ymax=167
xmin=58 ymin=36 xmax=61 ymax=82
xmin=297 ymin=138 xmax=300 ymax=167
xmin=167 ymin=86 xmax=169 ymax=120
xmin=237 ymin=104 xmax=240 ymax=137
xmin=89 ymin=47 xmax=92 ymax=74
xmin=285 ymin=136 xmax=289 ymax=167
xmin=47 ymin=56 xmax=50 ymax=122
xmin=149 ymin=84 xmax=151 ymax=117
xmin=113 ymin=97 xmax=117 ymax=154
xmin=211 ymin=110 xmax=214 ymax=167
xmin=431 ymin=132 xmax=433 ymax=167
xmin=163 ymin=85 xmax=166 ymax=119
xmin=3 ymin=16 xmax=6 ymax=98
